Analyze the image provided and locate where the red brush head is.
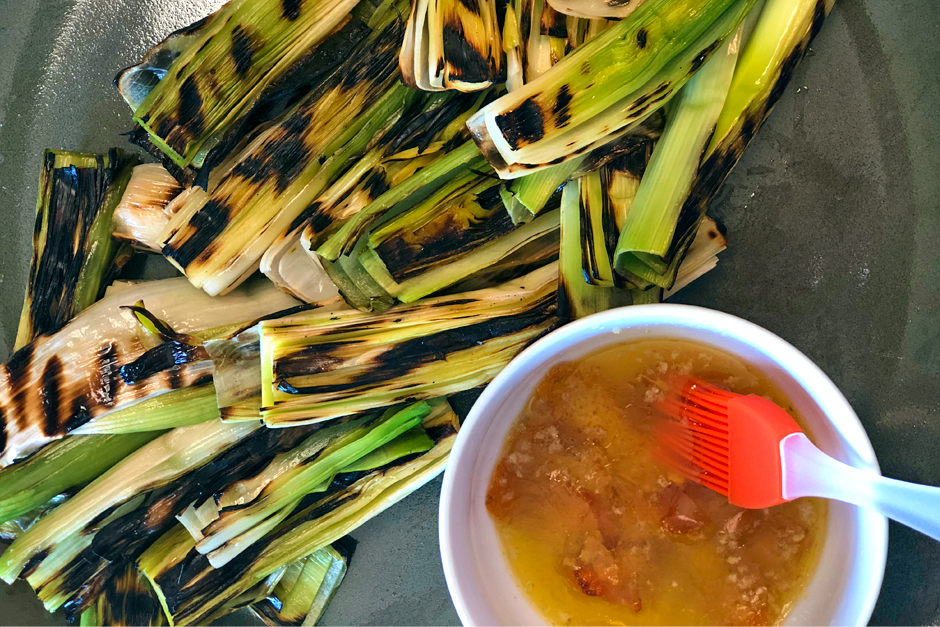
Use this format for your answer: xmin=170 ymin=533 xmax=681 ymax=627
xmin=655 ymin=376 xmax=803 ymax=509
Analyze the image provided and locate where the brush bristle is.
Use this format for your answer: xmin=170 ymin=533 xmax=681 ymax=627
xmin=655 ymin=377 xmax=737 ymax=496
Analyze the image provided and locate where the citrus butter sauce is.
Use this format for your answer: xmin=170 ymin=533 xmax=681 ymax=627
xmin=486 ymin=339 xmax=827 ymax=626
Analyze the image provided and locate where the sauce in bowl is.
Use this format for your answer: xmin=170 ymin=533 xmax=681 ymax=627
xmin=485 ymin=339 xmax=827 ymax=626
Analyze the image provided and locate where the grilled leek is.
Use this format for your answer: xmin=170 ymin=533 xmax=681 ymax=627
xmin=467 ymin=0 xmax=757 ymax=177
xmin=401 ymin=0 xmax=504 ymax=91
xmin=260 ymin=266 xmax=558 ymax=426
xmin=614 ymin=19 xmax=744 ymax=281
xmin=16 ymin=149 xmax=137 ymax=349
xmin=79 ymin=564 xmax=166 ymax=626
xmin=0 ymin=432 xmax=159 ymax=525
xmin=161 ymin=16 xmax=408 ymax=296
xmin=252 ymin=545 xmax=349 ymax=627
xmin=0 ymin=276 xmax=298 ymax=465
xmin=121 ymin=0 xmax=369 ymax=170
xmin=189 ymin=403 xmax=432 ymax=568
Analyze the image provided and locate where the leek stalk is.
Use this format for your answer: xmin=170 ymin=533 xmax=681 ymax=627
xmin=0 ymin=432 xmax=159 ymax=525
xmin=259 ymin=266 xmax=558 ymax=426
xmin=0 ymin=276 xmax=298 ymax=466
xmin=614 ymin=20 xmax=744 ymax=278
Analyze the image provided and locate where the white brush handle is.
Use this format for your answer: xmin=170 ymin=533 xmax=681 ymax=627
xmin=781 ymin=432 xmax=940 ymax=541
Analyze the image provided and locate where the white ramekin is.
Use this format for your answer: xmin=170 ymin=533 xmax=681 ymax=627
xmin=439 ymin=304 xmax=887 ymax=626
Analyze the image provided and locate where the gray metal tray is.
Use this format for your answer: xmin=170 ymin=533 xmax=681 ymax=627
xmin=0 ymin=0 xmax=938 ymax=624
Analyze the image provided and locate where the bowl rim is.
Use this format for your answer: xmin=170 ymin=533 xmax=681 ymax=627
xmin=439 ymin=303 xmax=888 ymax=626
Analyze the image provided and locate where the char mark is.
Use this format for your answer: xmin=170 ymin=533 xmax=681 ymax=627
xmin=635 ymin=27 xmax=648 ymax=49
xmin=163 ymin=198 xmax=233 ymax=269
xmin=40 ymin=356 xmax=64 ymax=437
xmin=177 ymin=75 xmax=207 ymax=140
xmin=553 ymin=84 xmax=573 ymax=128
xmin=20 ymin=548 xmax=52 ymax=580
xmin=495 ymin=96 xmax=546 ymax=149
xmin=282 ymin=0 xmax=303 ymax=20
xmin=230 ymin=26 xmax=259 ymax=78
xmin=231 ymin=109 xmax=314 ymax=194
xmin=442 ymin=22 xmax=492 ymax=85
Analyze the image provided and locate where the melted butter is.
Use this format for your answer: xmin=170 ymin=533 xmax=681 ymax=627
xmin=486 ymin=339 xmax=827 ymax=626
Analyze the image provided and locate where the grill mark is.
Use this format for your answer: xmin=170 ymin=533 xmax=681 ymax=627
xmin=40 ymin=357 xmax=64 ymax=437
xmin=163 ymin=198 xmax=233 ymax=269
xmin=282 ymin=0 xmax=303 ymax=20
xmin=636 ymin=27 xmax=648 ymax=49
xmin=579 ymin=190 xmax=597 ymax=284
xmin=231 ymin=110 xmax=313 ymax=193
xmin=230 ymin=26 xmax=259 ymax=78
xmin=495 ymin=96 xmax=545 ymax=149
xmin=119 ymin=342 xmax=209 ymax=385
xmin=278 ymin=307 xmax=554 ymax=394
xmin=553 ymin=84 xmax=573 ymax=129
xmin=67 ymin=396 xmax=93 ymax=433
xmin=20 ymin=548 xmax=51 ymax=580
xmin=177 ymin=76 xmax=206 ymax=141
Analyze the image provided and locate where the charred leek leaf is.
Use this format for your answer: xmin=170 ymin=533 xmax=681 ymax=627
xmin=0 ymin=276 xmax=299 ymax=466
xmin=260 ymin=266 xmax=558 ymax=426
xmin=161 ymin=16 xmax=408 ymax=296
xmin=112 ymin=164 xmax=183 ymax=252
xmin=16 ymin=149 xmax=137 ymax=349
xmin=558 ymin=180 xmax=631 ymax=318
xmin=614 ymin=19 xmax=744 ymax=280
xmin=79 ymin=564 xmax=166 ymax=626
xmin=314 ymin=141 xmax=484 ymax=262
xmin=140 ymin=401 xmax=459 ymax=626
xmin=252 ymin=545 xmax=349 ymax=627
xmin=0 ymin=432 xmax=159 ymax=525
xmin=123 ymin=0 xmax=371 ymax=170
xmin=467 ymin=0 xmax=756 ymax=177
xmin=402 ymin=0 xmax=504 ymax=91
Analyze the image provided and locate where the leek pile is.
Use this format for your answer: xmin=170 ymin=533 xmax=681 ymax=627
xmin=467 ymin=0 xmax=757 ymax=177
xmin=139 ymin=399 xmax=459 ymax=625
xmin=0 ymin=0 xmax=837 ymax=622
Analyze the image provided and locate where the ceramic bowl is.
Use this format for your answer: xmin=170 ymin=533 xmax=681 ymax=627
xmin=439 ymin=304 xmax=888 ymax=626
